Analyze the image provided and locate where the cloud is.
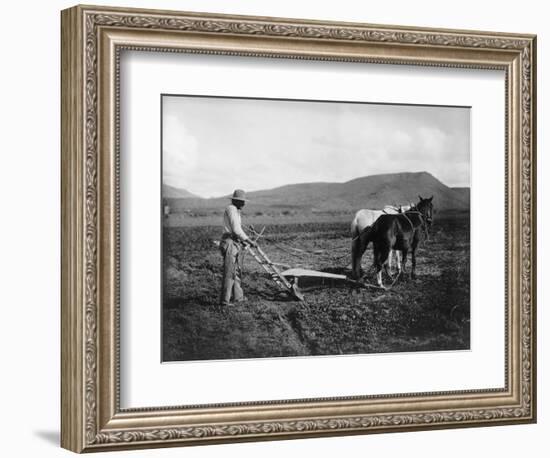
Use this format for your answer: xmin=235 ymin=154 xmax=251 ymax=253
xmin=162 ymin=115 xmax=199 ymax=189
xmin=162 ymin=96 xmax=470 ymax=196
xmin=418 ymin=126 xmax=447 ymax=153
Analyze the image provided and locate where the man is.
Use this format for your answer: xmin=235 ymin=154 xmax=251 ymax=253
xmin=219 ymin=189 xmax=257 ymax=306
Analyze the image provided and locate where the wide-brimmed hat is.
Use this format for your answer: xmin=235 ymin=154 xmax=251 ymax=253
xmin=230 ymin=189 xmax=248 ymax=201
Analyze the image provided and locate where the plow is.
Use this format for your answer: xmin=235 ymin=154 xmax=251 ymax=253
xmin=244 ymin=244 xmax=305 ymax=301
xmin=243 ymin=226 xmax=396 ymax=302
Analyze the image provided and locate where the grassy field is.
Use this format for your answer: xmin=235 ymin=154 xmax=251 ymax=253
xmin=162 ymin=211 xmax=470 ymax=361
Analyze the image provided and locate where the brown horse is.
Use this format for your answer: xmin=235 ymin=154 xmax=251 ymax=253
xmin=350 ymin=204 xmax=413 ymax=279
xmin=363 ymin=196 xmax=434 ymax=288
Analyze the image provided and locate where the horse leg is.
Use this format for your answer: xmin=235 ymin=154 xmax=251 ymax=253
xmin=396 ymin=250 xmax=402 ymax=274
xmin=374 ymin=249 xmax=384 ymax=288
xmin=376 ymin=268 xmax=384 ymax=288
xmin=401 ymin=248 xmax=409 ymax=279
xmin=351 ymin=237 xmax=359 ymax=279
xmin=351 ymin=236 xmax=362 ymax=279
xmin=411 ymin=234 xmax=420 ymax=280
xmin=351 ymin=228 xmax=370 ymax=279
xmin=388 ymin=250 xmax=402 ymax=276
xmin=351 ymin=237 xmax=363 ymax=279
xmin=374 ymin=243 xmax=390 ymax=288
xmin=411 ymin=248 xmax=417 ymax=280
xmin=383 ymin=252 xmax=394 ymax=281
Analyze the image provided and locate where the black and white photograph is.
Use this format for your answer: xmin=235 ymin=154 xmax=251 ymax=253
xmin=1 ymin=0 xmax=542 ymax=454
xmin=161 ymin=95 xmax=471 ymax=362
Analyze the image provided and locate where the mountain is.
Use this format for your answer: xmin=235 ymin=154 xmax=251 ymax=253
xmin=162 ymin=184 xmax=200 ymax=199
xmin=248 ymin=171 xmax=469 ymax=210
xmin=452 ymin=187 xmax=470 ymax=203
xmin=167 ymin=172 xmax=470 ymax=212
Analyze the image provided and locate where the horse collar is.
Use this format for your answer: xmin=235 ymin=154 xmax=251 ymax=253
xmin=403 ymin=211 xmax=428 ymax=237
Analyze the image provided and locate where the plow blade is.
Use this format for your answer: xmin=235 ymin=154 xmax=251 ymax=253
xmin=280 ymin=268 xmax=347 ymax=280
xmin=245 ymin=245 xmax=304 ymax=301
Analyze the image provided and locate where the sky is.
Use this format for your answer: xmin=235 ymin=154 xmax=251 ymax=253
xmin=162 ymin=95 xmax=470 ymax=198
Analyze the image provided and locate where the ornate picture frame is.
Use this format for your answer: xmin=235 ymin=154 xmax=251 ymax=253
xmin=61 ymin=4 xmax=536 ymax=453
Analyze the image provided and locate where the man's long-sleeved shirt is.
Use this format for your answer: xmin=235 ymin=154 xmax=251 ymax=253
xmin=223 ymin=204 xmax=249 ymax=242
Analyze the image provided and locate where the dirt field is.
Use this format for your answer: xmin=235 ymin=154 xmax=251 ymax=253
xmin=162 ymin=211 xmax=470 ymax=361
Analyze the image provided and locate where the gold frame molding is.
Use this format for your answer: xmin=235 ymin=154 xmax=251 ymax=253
xmin=61 ymin=4 xmax=537 ymax=453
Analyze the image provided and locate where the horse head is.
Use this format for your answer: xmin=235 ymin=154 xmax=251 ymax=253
xmin=416 ymin=195 xmax=434 ymax=230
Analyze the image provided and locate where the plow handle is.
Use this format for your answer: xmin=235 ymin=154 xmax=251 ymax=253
xmin=245 ymin=245 xmax=304 ymax=301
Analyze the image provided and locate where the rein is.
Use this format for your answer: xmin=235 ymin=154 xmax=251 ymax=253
xmin=402 ymin=210 xmax=429 ymax=238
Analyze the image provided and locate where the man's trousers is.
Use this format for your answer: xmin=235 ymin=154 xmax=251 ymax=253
xmin=219 ymin=237 xmax=244 ymax=305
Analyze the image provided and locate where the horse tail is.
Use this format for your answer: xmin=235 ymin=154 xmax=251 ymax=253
xmin=350 ymin=213 xmax=359 ymax=238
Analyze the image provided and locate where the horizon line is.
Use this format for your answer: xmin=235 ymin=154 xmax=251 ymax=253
xmin=164 ymin=170 xmax=470 ymax=200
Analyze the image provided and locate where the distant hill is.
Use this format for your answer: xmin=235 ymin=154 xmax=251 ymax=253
xmin=452 ymin=187 xmax=470 ymax=203
xmin=167 ymin=172 xmax=470 ymax=212
xmin=162 ymin=184 xmax=200 ymax=199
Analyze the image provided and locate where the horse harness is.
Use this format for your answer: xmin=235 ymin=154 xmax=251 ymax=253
xmin=401 ymin=211 xmax=429 ymax=238
xmin=354 ymin=208 xmax=429 ymax=241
